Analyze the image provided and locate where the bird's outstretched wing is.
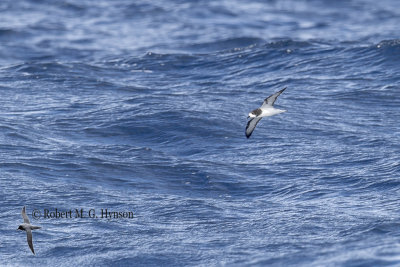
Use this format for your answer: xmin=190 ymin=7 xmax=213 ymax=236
xmin=261 ymin=87 xmax=286 ymax=108
xmin=22 ymin=206 xmax=30 ymax=224
xmin=245 ymin=117 xmax=262 ymax=138
xmin=26 ymin=228 xmax=35 ymax=255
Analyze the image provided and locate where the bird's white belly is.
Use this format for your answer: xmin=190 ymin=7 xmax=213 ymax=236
xmin=260 ymin=108 xmax=286 ymax=117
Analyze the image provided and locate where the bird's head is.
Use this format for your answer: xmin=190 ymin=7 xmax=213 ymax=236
xmin=17 ymin=225 xmax=24 ymax=231
xmin=248 ymin=112 xmax=256 ymax=119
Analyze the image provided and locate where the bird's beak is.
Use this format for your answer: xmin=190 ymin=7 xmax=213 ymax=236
xmin=247 ymin=116 xmax=249 ymax=119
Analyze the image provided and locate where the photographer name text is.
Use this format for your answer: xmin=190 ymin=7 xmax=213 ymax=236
xmin=32 ymin=208 xmax=134 ymax=220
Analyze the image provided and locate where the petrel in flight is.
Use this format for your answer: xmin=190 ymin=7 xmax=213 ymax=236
xmin=17 ymin=206 xmax=41 ymax=255
xmin=246 ymin=87 xmax=287 ymax=138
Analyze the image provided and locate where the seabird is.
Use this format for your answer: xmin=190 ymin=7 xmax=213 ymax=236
xmin=17 ymin=206 xmax=41 ymax=255
xmin=246 ymin=87 xmax=287 ymax=138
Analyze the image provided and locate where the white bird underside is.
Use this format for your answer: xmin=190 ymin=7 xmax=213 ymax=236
xmin=245 ymin=87 xmax=287 ymax=138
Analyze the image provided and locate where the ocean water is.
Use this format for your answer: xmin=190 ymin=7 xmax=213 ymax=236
xmin=1 ymin=0 xmax=400 ymax=266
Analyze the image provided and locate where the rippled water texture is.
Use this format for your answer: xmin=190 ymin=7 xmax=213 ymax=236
xmin=1 ymin=0 xmax=400 ymax=266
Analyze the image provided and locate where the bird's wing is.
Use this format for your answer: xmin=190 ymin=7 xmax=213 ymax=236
xmin=22 ymin=206 xmax=30 ymax=224
xmin=26 ymin=228 xmax=35 ymax=255
xmin=261 ymin=87 xmax=286 ymax=108
xmin=245 ymin=117 xmax=262 ymax=138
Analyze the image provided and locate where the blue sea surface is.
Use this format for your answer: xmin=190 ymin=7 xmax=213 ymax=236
xmin=1 ymin=0 xmax=400 ymax=266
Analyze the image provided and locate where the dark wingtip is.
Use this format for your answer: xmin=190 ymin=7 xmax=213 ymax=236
xmin=245 ymin=131 xmax=251 ymax=139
